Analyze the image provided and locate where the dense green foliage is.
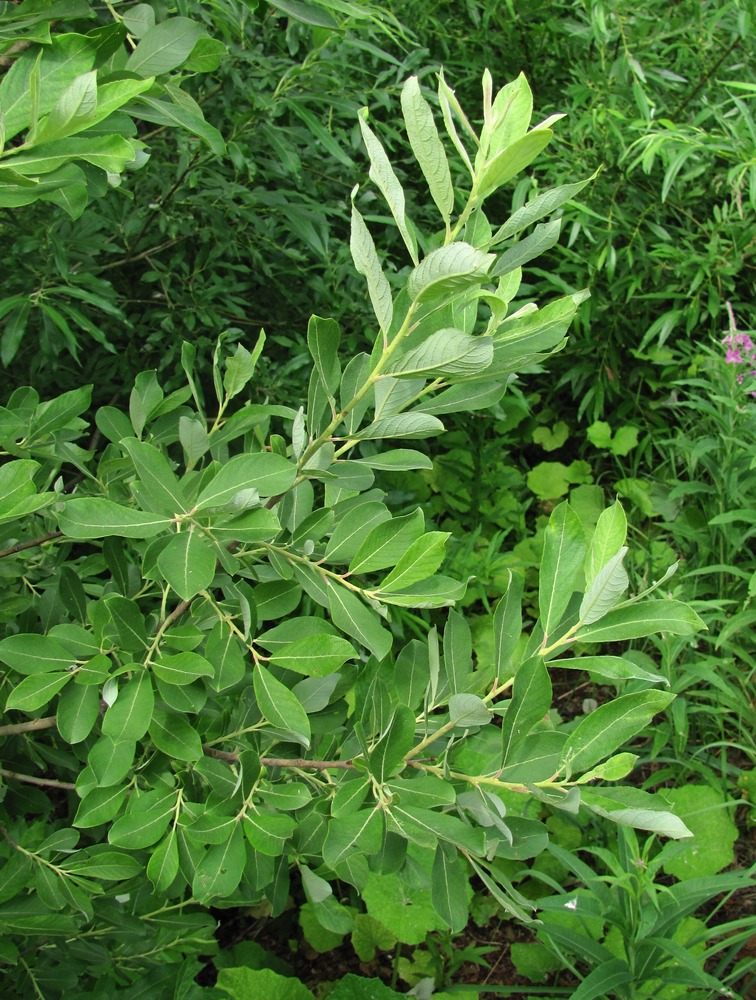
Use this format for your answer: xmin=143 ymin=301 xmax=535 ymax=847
xmin=0 ymin=2 xmax=754 ymax=998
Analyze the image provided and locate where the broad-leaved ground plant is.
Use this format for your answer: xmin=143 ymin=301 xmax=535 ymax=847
xmin=0 ymin=69 xmax=707 ymax=996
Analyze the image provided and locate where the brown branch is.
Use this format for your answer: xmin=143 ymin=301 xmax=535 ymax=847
xmin=155 ymin=598 xmax=191 ymax=632
xmin=202 ymin=745 xmax=355 ymax=769
xmin=0 ymin=532 xmax=63 ymax=560
xmin=98 ymin=236 xmax=189 ymax=273
xmin=0 ymin=768 xmax=76 ymax=790
xmin=0 ymin=716 xmax=57 ymax=737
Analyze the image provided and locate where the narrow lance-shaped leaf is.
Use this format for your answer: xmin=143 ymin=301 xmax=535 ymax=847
xmin=350 ymin=189 xmax=393 ymax=337
xmin=493 ymin=570 xmax=523 ymax=677
xmin=539 ymin=501 xmax=586 ymax=638
xmin=500 ymin=655 xmax=552 ymax=763
xmin=437 ymin=70 xmax=475 ymax=177
xmin=578 ymin=547 xmax=629 ymax=626
xmin=401 ymin=75 xmax=454 ymax=224
xmin=307 ymin=315 xmax=341 ymax=396
xmin=157 ymin=529 xmax=216 ymax=601
xmin=476 ymin=129 xmax=553 ymax=200
xmin=585 ymin=500 xmax=627 ymax=590
xmin=387 ymin=328 xmax=493 ymax=380
xmin=560 ymin=690 xmax=676 ymax=777
xmin=57 ymin=498 xmax=173 ymax=539
xmin=431 ymin=842 xmax=469 ymax=932
xmin=254 ymin=666 xmax=311 ymax=748
xmin=358 ymin=108 xmax=418 ymax=264
xmin=368 ymin=706 xmax=416 ymax=782
xmin=491 ymin=171 xmax=599 ymax=244
xmin=574 ymin=602 xmax=705 ymax=644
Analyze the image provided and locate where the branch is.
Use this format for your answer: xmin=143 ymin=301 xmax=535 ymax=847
xmin=0 ymin=532 xmax=63 ymax=560
xmin=0 ymin=768 xmax=76 ymax=790
xmin=0 ymin=716 xmax=57 ymax=736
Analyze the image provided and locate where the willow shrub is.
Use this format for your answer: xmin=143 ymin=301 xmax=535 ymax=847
xmin=0 ymin=71 xmax=704 ymax=995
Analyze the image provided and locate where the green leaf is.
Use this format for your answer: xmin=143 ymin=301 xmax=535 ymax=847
xmin=477 ymin=129 xmax=553 ymax=199
xmin=243 ymin=811 xmax=296 ymax=857
xmin=149 ymin=709 xmax=203 ymax=761
xmin=152 ymin=652 xmax=215 ymax=686
xmin=195 ymin=453 xmax=296 ymax=509
xmin=56 ymin=682 xmax=99 ymax=744
xmin=443 ymin=607 xmax=472 ymax=694
xmin=580 ymin=787 xmax=692 ymax=840
xmin=62 ymin=850 xmax=142 ymax=881
xmin=127 ymin=93 xmax=225 ymax=155
xmin=121 ymin=437 xmax=189 ymax=515
xmin=193 ymin=823 xmax=246 ymax=903
xmin=350 ymin=194 xmax=393 ymax=336
xmin=102 ymin=594 xmax=148 ymax=652
xmin=322 ymin=808 xmax=383 ymax=868
xmin=431 ymin=842 xmax=469 ymax=932
xmin=209 ymin=508 xmax=281 ymax=544
xmin=388 ymin=328 xmax=492 ymax=380
xmin=494 ymin=570 xmax=524 ymax=677
xmin=585 ymin=500 xmax=627 ymax=590
xmin=358 ymin=108 xmax=418 ymax=264
xmin=492 ymin=172 xmax=598 ymax=243
xmin=378 ymin=532 xmax=449 ymax=592
xmin=146 ymin=829 xmax=179 ymax=893
xmin=376 ymin=575 xmax=466 ymax=608
xmin=270 ymin=634 xmax=356 ymax=677
xmin=325 ymin=502 xmax=391 ymax=563
xmin=575 ymin=752 xmax=638 ymax=784
xmin=349 ymin=508 xmax=425 ymax=574
xmin=362 ymin=870 xmax=445 ymax=945
xmin=88 ymin=736 xmax=135 ymax=787
xmin=216 ymin=966 xmax=314 ymax=1000
xmin=73 ymin=785 xmax=128 ymax=829
xmin=575 ymin=601 xmax=706 ymax=643
xmin=57 ymin=498 xmax=172 ymax=539
xmin=351 ymin=915 xmax=397 ymax=963
xmin=568 ymin=959 xmax=633 ymax=1000
xmin=353 ymin=411 xmax=445 ymax=441
xmin=254 ymin=666 xmax=311 ymax=748
xmin=108 ymin=805 xmax=173 ymax=850
xmin=561 ymin=690 xmax=676 ymax=776
xmin=125 ymin=17 xmax=204 ymax=76
xmin=547 ymin=656 xmax=667 ymax=686
xmin=0 ymin=34 xmax=97 ymax=141
xmin=307 ymin=315 xmax=341 ymax=396
xmin=0 ymin=634 xmax=74 ymax=675
xmin=30 ymin=69 xmax=97 ymax=144
xmin=539 ymin=501 xmax=586 ymax=637
xmin=222 ymin=334 xmax=265 ymax=399
xmin=5 ymin=670 xmax=72 ymax=711
xmin=8 ymin=134 xmax=138 ymax=175
xmin=407 ymin=242 xmax=493 ymax=303
xmin=354 ymin=450 xmax=432 ymax=472
xmin=327 ymin=585 xmax=393 ymax=661
xmin=500 ymin=656 xmax=552 ymax=762
xmin=102 ymin=671 xmax=154 ymax=741
xmin=448 ymin=693 xmax=492 ymax=728
xmin=368 ymin=706 xmax=415 ymax=782
xmin=401 ymin=75 xmax=454 ymax=223
xmin=157 ymin=529 xmax=216 ymax=601
xmin=661 ymin=786 xmax=738 ymax=878
xmin=491 ymin=219 xmax=562 ymax=277
xmin=266 ymin=0 xmax=337 ymax=28
xmin=579 ymin=547 xmax=629 ymax=627
xmin=121 ymin=4 xmax=156 ymax=35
